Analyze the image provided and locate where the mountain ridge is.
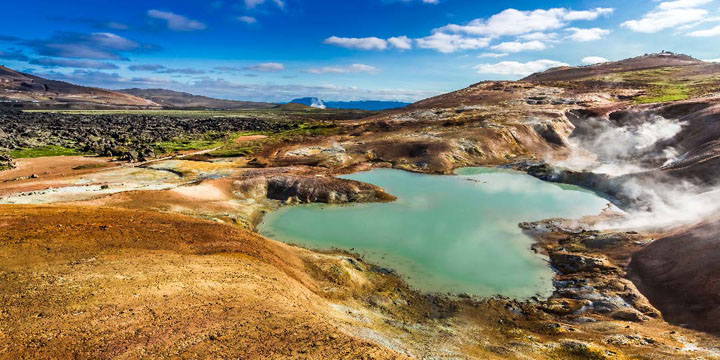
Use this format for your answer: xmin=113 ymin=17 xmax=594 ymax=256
xmin=117 ymin=88 xmax=276 ymax=109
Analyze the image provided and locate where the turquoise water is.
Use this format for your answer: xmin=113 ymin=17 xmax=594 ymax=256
xmin=257 ymin=168 xmax=610 ymax=298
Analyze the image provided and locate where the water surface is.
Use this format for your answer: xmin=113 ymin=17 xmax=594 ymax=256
xmin=258 ymin=168 xmax=609 ymax=298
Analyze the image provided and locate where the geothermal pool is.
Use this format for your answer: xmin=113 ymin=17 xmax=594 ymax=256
xmin=258 ymin=168 xmax=610 ymax=298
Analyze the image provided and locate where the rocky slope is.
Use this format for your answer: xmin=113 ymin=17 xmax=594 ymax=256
xmin=0 ymin=66 xmax=158 ymax=108
xmin=522 ymin=52 xmax=707 ymax=82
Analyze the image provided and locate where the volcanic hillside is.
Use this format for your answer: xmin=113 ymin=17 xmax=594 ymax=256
xmin=0 ymin=66 xmax=158 ymax=108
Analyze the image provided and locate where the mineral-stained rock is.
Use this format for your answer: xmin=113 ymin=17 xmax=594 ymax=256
xmin=234 ymin=175 xmax=396 ymax=204
xmin=549 ymin=252 xmax=617 ymax=274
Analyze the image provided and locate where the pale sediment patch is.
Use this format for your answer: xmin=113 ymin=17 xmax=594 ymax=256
xmin=172 ymin=183 xmax=229 ymax=201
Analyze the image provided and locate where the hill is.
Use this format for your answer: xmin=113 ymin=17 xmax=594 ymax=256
xmin=117 ymin=88 xmax=275 ymax=109
xmin=521 ymin=52 xmax=709 ymax=82
xmin=0 ymin=66 xmax=158 ymax=108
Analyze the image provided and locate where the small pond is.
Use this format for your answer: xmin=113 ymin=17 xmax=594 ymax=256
xmin=258 ymin=168 xmax=610 ymax=298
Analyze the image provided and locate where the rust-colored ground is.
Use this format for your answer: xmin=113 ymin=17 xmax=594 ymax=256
xmin=0 ymin=156 xmax=118 ymax=196
xmin=0 ymin=205 xmax=405 ymax=359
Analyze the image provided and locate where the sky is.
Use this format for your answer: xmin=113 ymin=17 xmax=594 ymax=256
xmin=1 ymin=0 xmax=719 ymax=102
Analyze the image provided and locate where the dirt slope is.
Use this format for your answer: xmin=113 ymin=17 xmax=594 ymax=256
xmin=629 ymin=219 xmax=720 ymax=334
xmin=0 ymin=205 xmax=405 ymax=358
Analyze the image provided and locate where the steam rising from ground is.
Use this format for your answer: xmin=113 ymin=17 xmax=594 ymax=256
xmin=547 ymin=113 xmax=720 ymax=230
xmin=551 ymin=115 xmax=686 ymax=176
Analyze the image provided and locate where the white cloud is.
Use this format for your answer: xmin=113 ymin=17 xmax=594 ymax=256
xmin=658 ymin=0 xmax=711 ymax=10
xmin=563 ymin=8 xmax=614 ymax=21
xmin=437 ymin=7 xmax=614 ymax=38
xmin=518 ymin=32 xmax=559 ymax=41
xmin=237 ymin=16 xmax=257 ymax=24
xmin=323 ymin=36 xmax=388 ymax=50
xmin=687 ymin=24 xmax=720 ymax=36
xmin=304 ymin=64 xmax=379 ymax=74
xmin=474 ymin=59 xmax=568 ymax=77
xmin=565 ymin=27 xmax=610 ymax=41
xmin=147 ymin=10 xmax=206 ymax=31
xmin=478 ymin=52 xmax=509 ymax=58
xmin=703 ymin=58 xmax=720 ymax=62
xmin=621 ymin=1 xmax=710 ymax=33
xmin=490 ymin=40 xmax=546 ymax=53
xmin=244 ymin=62 xmax=284 ymax=72
xmin=415 ymin=32 xmax=489 ymax=53
xmin=582 ymin=56 xmax=610 ymax=64
xmin=245 ymin=0 xmax=284 ymax=9
xmin=388 ymin=36 xmax=413 ymax=50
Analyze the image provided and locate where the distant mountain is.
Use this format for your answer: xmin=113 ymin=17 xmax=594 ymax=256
xmin=290 ymin=97 xmax=409 ymax=111
xmin=117 ymin=88 xmax=275 ymax=109
xmin=0 ymin=65 xmax=158 ymax=108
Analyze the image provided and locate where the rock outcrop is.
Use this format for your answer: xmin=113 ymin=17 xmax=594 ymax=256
xmin=234 ymin=175 xmax=396 ymax=204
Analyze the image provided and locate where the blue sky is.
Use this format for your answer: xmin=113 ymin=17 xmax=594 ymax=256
xmin=1 ymin=0 xmax=719 ymax=102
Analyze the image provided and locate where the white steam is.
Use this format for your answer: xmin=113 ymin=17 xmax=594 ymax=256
xmin=547 ymin=113 xmax=720 ymax=230
xmin=551 ymin=115 xmax=686 ymax=176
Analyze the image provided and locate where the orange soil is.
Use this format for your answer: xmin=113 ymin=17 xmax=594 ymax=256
xmin=236 ymin=134 xmax=268 ymax=143
xmin=0 ymin=156 xmax=118 ymax=196
xmin=0 ymin=205 xmax=405 ymax=359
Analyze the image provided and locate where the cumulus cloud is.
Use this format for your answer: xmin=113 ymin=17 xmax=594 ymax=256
xmin=518 ymin=32 xmax=559 ymax=41
xmin=659 ymin=0 xmax=712 ymax=10
xmin=687 ymin=24 xmax=720 ymax=37
xmin=565 ymin=27 xmax=610 ymax=41
xmin=582 ymin=56 xmax=610 ymax=64
xmin=621 ymin=1 xmax=709 ymax=33
xmin=323 ymin=35 xmax=416 ymax=51
xmin=22 ymin=32 xmax=154 ymax=60
xmin=323 ymin=36 xmax=388 ymax=50
xmin=437 ymin=7 xmax=613 ymax=38
xmin=29 ymin=58 xmax=119 ymax=69
xmin=563 ymin=8 xmax=614 ymax=21
xmin=147 ymin=10 xmax=206 ymax=31
xmin=415 ymin=32 xmax=489 ymax=53
xmin=478 ymin=52 xmax=508 ymax=58
xmin=474 ymin=59 xmax=568 ymax=77
xmin=490 ymin=40 xmax=546 ymax=53
xmin=388 ymin=36 xmax=413 ymax=50
xmin=244 ymin=62 xmax=285 ymax=72
xmin=237 ymin=16 xmax=257 ymax=24
xmin=322 ymin=6 xmax=613 ymax=54
xmin=304 ymin=64 xmax=379 ymax=74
